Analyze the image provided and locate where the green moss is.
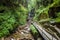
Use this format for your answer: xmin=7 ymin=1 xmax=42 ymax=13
xmin=30 ymin=25 xmax=38 ymax=35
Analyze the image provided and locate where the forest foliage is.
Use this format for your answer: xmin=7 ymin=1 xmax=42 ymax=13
xmin=33 ymin=0 xmax=60 ymax=22
xmin=0 ymin=0 xmax=28 ymax=37
xmin=0 ymin=0 xmax=60 ymax=38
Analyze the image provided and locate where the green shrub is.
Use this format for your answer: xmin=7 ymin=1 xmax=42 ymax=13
xmin=0 ymin=5 xmax=28 ymax=37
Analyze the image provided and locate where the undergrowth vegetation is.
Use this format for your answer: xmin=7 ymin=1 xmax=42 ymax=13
xmin=0 ymin=0 xmax=60 ymax=38
xmin=0 ymin=0 xmax=28 ymax=37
